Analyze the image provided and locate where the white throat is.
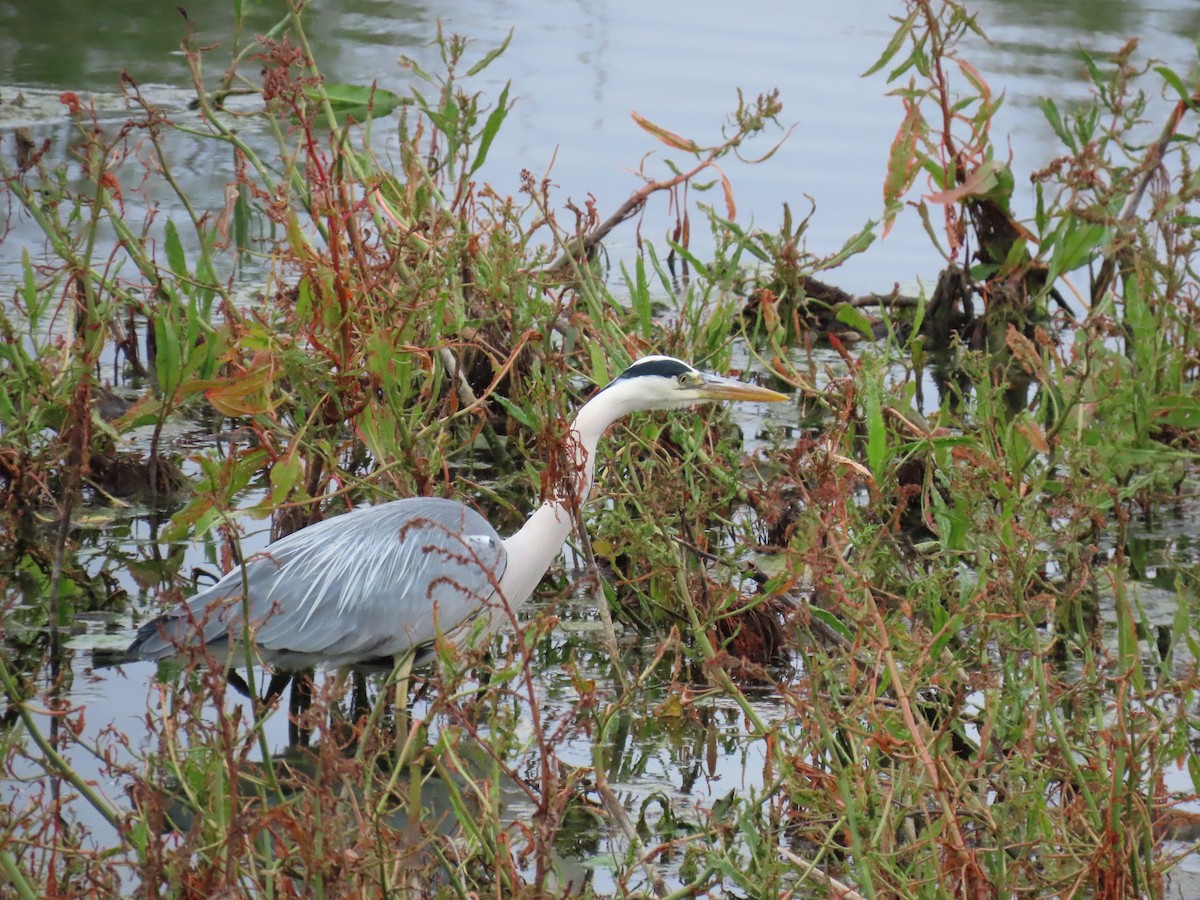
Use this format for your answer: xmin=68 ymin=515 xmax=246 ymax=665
xmin=497 ymin=379 xmax=649 ymax=611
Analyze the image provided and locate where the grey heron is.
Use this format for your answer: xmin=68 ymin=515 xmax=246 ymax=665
xmin=126 ymin=356 xmax=787 ymax=716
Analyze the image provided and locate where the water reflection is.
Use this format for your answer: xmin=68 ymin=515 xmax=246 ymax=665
xmin=983 ymin=0 xmax=1200 ymax=41
xmin=11 ymin=0 xmax=1196 ymax=296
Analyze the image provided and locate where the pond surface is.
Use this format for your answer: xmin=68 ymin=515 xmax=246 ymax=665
xmin=3 ymin=0 xmax=1198 ymax=292
xmin=3 ymin=0 xmax=1200 ymax=894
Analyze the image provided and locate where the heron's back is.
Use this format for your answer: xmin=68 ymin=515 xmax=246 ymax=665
xmin=127 ymin=497 xmax=508 ymax=669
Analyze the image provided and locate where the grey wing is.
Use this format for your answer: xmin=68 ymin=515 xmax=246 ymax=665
xmin=128 ymin=497 xmax=507 ymax=668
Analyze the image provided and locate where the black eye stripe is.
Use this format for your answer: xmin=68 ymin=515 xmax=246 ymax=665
xmin=616 ymin=358 xmax=693 ymax=381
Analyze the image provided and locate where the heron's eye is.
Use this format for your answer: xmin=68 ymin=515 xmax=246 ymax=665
xmin=677 ymin=373 xmax=689 ymax=385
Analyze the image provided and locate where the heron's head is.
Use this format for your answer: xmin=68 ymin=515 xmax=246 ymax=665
xmin=598 ymin=355 xmax=789 ymax=414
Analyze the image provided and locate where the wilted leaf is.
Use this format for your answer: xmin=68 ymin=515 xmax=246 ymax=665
xmin=926 ymin=159 xmax=1005 ymax=205
xmin=1015 ymin=419 xmax=1049 ymax=455
xmin=755 ymin=289 xmax=781 ymax=333
xmin=194 ymin=365 xmax=276 ymax=417
xmin=719 ymin=169 xmax=737 ymax=220
xmin=630 ymin=110 xmax=701 ymax=152
xmin=658 ymin=694 xmax=684 ymax=718
xmin=882 ymin=99 xmax=922 ymax=237
xmin=1005 ymin=325 xmax=1045 ymax=381
xmin=956 ymin=58 xmax=992 ymax=107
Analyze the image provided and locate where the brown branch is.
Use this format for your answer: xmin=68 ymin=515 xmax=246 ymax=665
xmin=543 ymin=148 xmax=729 ymax=274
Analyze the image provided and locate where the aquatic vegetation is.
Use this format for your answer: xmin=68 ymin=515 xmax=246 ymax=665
xmin=2 ymin=0 xmax=1200 ymax=896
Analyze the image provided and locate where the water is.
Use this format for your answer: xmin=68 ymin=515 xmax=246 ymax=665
xmin=3 ymin=0 xmax=1200 ymax=893
xmin=5 ymin=1 xmax=1195 ymax=292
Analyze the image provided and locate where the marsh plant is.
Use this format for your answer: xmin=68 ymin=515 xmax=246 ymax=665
xmin=2 ymin=0 xmax=1200 ymax=896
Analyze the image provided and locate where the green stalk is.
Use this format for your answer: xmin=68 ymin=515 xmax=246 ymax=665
xmin=0 ymin=655 xmax=124 ymax=835
xmin=0 ymin=848 xmax=38 ymax=900
xmin=429 ymin=747 xmax=516 ymax=896
xmin=1022 ymin=609 xmax=1100 ymax=821
xmin=673 ymin=560 xmax=769 ymax=736
xmin=231 ymin=524 xmax=282 ymax=799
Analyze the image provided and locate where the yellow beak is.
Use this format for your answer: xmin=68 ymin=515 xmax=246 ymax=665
xmin=696 ymin=373 xmax=789 ymax=403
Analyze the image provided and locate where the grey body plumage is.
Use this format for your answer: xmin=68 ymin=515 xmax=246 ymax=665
xmin=127 ymin=498 xmax=506 ymax=670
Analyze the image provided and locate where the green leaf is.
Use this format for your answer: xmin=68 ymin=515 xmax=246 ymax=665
xmin=914 ymin=201 xmax=949 ymax=258
xmin=632 ymin=254 xmax=652 ymax=336
xmin=1154 ymin=65 xmax=1191 ymax=104
xmin=466 ymin=28 xmax=513 ymax=76
xmin=1078 ymin=49 xmax=1106 ymax=87
xmin=1154 ymin=395 xmax=1200 ymax=429
xmin=162 ymin=496 xmax=216 ymax=543
xmin=399 ymin=56 xmax=433 ymax=84
xmin=863 ymin=370 xmax=886 ymax=480
xmin=269 ymin=452 xmax=303 ymax=505
xmin=469 ymin=81 xmax=510 ymax=176
xmin=65 ymin=632 xmax=136 ymax=652
xmin=1189 ymin=749 xmax=1200 ymax=797
xmin=1034 ymin=182 xmax=1047 ymax=234
xmin=493 ymin=394 xmax=535 ymax=430
xmin=809 ymin=605 xmax=853 ymax=642
xmin=295 ymin=276 xmax=313 ymax=322
xmin=316 ymin=83 xmax=402 ymax=114
xmin=835 ymin=303 xmax=875 ymax=339
xmin=1036 ymin=98 xmax=1075 ymax=153
xmin=587 ymin=342 xmax=612 ymax=388
xmin=285 ymin=211 xmax=313 ymax=259
xmin=307 ymin=83 xmax=402 ymax=125
xmin=20 ymin=249 xmax=41 ymax=335
xmin=821 ymin=220 xmax=877 ymax=270
xmin=862 ymin=8 xmax=918 ymax=77
xmin=902 ymin=290 xmax=925 ymax=345
xmin=1045 ymin=220 xmax=1107 ymax=282
xmin=644 ymin=242 xmax=677 ymax=312
xmin=929 ymin=613 xmax=966 ymax=660
xmin=664 ymin=239 xmax=712 ymax=280
xmin=709 ymin=215 xmax=771 ymax=262
xmin=164 ymin=219 xmax=188 ymax=279
xmin=183 ymin=333 xmax=219 ymax=383
xmin=154 ymin=306 xmax=182 ymax=396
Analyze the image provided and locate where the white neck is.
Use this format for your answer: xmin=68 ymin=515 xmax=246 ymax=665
xmin=498 ymin=382 xmax=642 ymax=611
